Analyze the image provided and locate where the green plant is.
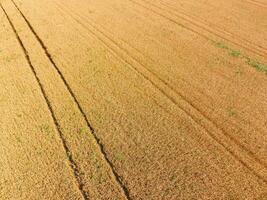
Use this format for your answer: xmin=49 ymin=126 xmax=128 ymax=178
xmin=215 ymin=42 xmax=229 ymax=49
xmin=246 ymin=58 xmax=267 ymax=74
xmin=230 ymin=50 xmax=241 ymax=57
xmin=40 ymin=124 xmax=50 ymax=133
xmin=169 ymin=174 xmax=177 ymax=182
xmin=115 ymin=153 xmax=125 ymax=162
xmin=213 ymin=41 xmax=267 ymax=75
xmin=78 ymin=127 xmax=86 ymax=134
xmin=227 ymin=107 xmax=237 ymax=117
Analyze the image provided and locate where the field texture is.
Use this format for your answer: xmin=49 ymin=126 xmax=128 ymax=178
xmin=0 ymin=0 xmax=267 ymax=199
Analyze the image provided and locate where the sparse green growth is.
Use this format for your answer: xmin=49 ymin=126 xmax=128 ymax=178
xmin=115 ymin=153 xmax=125 ymax=162
xmin=246 ymin=58 xmax=267 ymax=74
xmin=78 ymin=127 xmax=86 ymax=134
xmin=89 ymin=173 xmax=96 ymax=180
xmin=215 ymin=42 xmax=229 ymax=50
xmin=227 ymin=107 xmax=237 ymax=117
xmin=169 ymin=174 xmax=177 ymax=182
xmin=89 ymin=153 xmax=107 ymax=183
xmin=230 ymin=50 xmax=241 ymax=57
xmin=90 ymin=153 xmax=100 ymax=165
xmin=213 ymin=41 xmax=267 ymax=75
xmin=40 ymin=124 xmax=50 ymax=133
xmin=67 ymin=151 xmax=72 ymax=158
xmin=14 ymin=135 xmax=22 ymax=143
xmin=215 ymin=42 xmax=240 ymax=57
xmin=89 ymin=172 xmax=104 ymax=183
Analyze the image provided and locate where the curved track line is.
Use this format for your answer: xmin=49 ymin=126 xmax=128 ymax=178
xmin=10 ymin=0 xmax=131 ymax=199
xmin=54 ymin=2 xmax=267 ymax=183
xmin=128 ymin=0 xmax=267 ymax=59
xmin=0 ymin=4 xmax=88 ymax=200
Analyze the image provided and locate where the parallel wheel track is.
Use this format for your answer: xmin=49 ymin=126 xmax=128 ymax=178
xmin=53 ymin=0 xmax=267 ymax=183
xmin=0 ymin=3 xmax=89 ymax=200
xmin=128 ymin=0 xmax=267 ymax=59
xmin=8 ymin=0 xmax=132 ymax=199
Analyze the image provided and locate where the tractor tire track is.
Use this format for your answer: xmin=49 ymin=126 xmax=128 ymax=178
xmin=127 ymin=0 xmax=267 ymax=59
xmin=10 ymin=0 xmax=132 ymax=199
xmin=0 ymin=3 xmax=89 ymax=200
xmin=53 ymin=1 xmax=267 ymax=183
xmin=55 ymin=0 xmax=267 ymax=125
xmin=244 ymin=0 xmax=267 ymax=8
xmin=53 ymin=1 xmax=218 ymax=103
xmin=154 ymin=0 xmax=267 ymax=52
